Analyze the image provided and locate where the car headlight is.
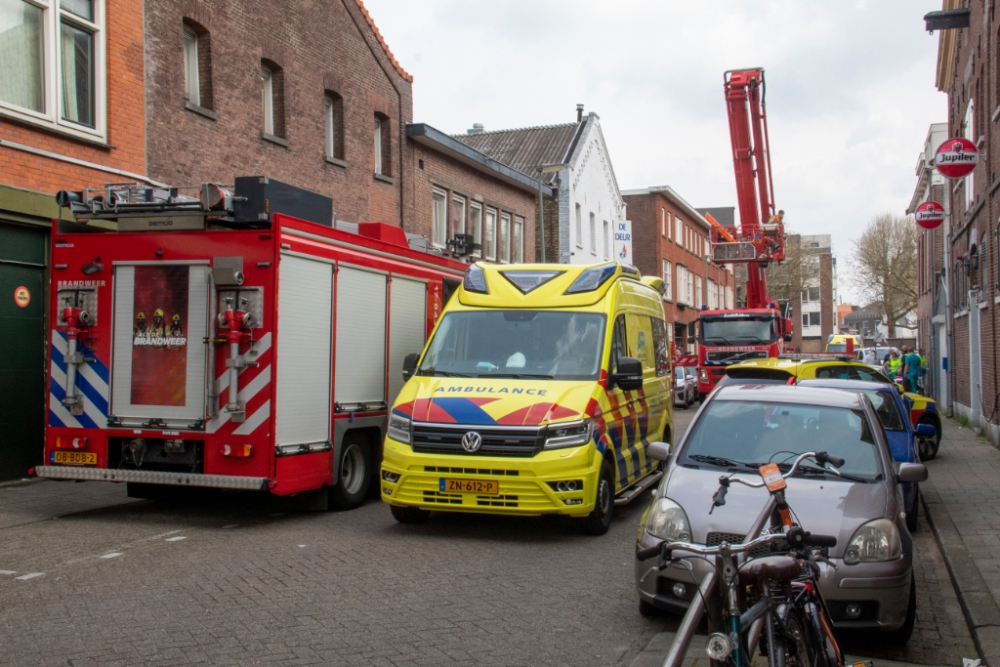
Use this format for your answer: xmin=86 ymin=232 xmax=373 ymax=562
xmin=698 ymin=369 xmax=708 ymax=383
xmin=544 ymin=419 xmax=593 ymax=450
xmin=844 ymin=518 xmax=901 ymax=564
xmin=644 ymin=497 xmax=692 ymax=542
xmin=387 ymin=414 xmax=411 ymax=444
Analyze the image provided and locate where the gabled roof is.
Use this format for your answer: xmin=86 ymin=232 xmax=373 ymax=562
xmin=354 ymin=0 xmax=412 ymax=83
xmin=454 ymin=123 xmax=580 ymax=185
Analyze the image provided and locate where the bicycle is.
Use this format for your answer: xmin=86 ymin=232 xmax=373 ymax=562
xmin=637 ymin=451 xmax=863 ymax=667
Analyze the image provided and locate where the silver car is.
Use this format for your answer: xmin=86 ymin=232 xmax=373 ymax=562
xmin=635 ymin=384 xmax=927 ymax=643
xmin=674 ymin=367 xmax=698 ymax=408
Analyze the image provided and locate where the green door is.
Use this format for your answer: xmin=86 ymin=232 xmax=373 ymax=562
xmin=0 ymin=223 xmax=47 ymax=480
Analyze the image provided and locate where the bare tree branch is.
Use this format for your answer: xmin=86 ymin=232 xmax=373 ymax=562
xmin=847 ymin=213 xmax=918 ymax=337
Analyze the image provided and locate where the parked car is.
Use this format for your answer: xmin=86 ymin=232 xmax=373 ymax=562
xmin=724 ymin=356 xmax=941 ymax=460
xmin=635 ymin=384 xmax=926 ymax=643
xmin=798 ymin=379 xmax=935 ymax=532
xmin=674 ymin=366 xmax=698 ymax=408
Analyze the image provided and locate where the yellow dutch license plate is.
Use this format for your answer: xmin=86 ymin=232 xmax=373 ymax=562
xmin=53 ymin=451 xmax=97 ymax=466
xmin=440 ymin=478 xmax=499 ymax=495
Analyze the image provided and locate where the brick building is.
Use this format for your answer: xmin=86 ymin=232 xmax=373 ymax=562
xmin=932 ymin=0 xmax=1000 ymax=441
xmin=621 ymin=186 xmax=736 ymax=353
xmin=456 ymin=107 xmax=625 ymax=265
xmin=906 ymin=122 xmax=949 ymax=409
xmin=792 ymin=234 xmax=837 ymax=353
xmin=0 ymin=0 xmax=147 ymax=479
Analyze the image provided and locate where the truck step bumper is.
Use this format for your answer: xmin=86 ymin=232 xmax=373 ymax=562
xmin=35 ymin=466 xmax=269 ymax=491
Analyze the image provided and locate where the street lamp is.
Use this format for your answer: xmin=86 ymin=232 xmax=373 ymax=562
xmin=536 ymin=164 xmax=564 ymax=263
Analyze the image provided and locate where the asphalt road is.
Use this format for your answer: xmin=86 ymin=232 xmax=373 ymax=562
xmin=0 ymin=404 xmax=975 ymax=666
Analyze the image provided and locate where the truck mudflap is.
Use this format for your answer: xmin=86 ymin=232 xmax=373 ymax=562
xmin=35 ymin=465 xmax=269 ymax=491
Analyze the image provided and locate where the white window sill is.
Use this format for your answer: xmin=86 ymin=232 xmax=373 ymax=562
xmin=325 ymin=156 xmax=347 ymax=168
xmin=373 ymin=173 xmax=395 ymax=185
xmin=184 ymin=101 xmax=217 ymax=121
xmin=954 ymin=309 xmax=969 ymax=319
xmin=980 ymin=301 xmax=989 ymax=310
xmin=261 ymin=132 xmax=289 ymax=148
xmin=0 ymin=106 xmax=108 ymax=147
xmin=994 ymin=294 xmax=1000 ymax=304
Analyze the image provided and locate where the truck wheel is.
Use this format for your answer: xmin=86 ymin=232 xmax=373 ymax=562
xmin=329 ymin=434 xmax=372 ymax=510
xmin=390 ymin=504 xmax=431 ymax=523
xmin=581 ymin=460 xmax=615 ymax=536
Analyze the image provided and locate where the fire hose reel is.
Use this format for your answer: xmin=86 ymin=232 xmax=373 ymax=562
xmin=215 ymin=294 xmax=261 ymax=423
xmin=60 ymin=299 xmax=96 ymax=416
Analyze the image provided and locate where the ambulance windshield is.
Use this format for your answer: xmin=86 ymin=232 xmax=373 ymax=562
xmin=418 ymin=311 xmax=606 ymax=381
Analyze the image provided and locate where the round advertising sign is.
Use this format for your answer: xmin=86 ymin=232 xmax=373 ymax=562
xmin=914 ymin=200 xmax=945 ymax=229
xmin=935 ymin=137 xmax=979 ymax=179
xmin=14 ymin=286 xmax=30 ymax=308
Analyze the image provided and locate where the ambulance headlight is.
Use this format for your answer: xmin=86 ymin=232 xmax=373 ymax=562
xmin=387 ymin=414 xmax=411 ymax=444
xmin=544 ymin=419 xmax=593 ymax=450
xmin=463 ymin=264 xmax=488 ymax=294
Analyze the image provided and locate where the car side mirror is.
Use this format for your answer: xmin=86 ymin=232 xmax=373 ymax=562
xmin=898 ymin=462 xmax=928 ymax=483
xmin=402 ymin=352 xmax=419 ymax=381
xmin=783 ymin=333 xmax=792 ymax=342
xmin=612 ymin=357 xmax=644 ymax=391
xmin=647 ymin=441 xmax=672 ymax=462
xmin=915 ymin=423 xmax=937 ymax=438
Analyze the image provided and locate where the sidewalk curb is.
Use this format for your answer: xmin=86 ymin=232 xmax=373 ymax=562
xmin=922 ymin=481 xmax=1000 ymax=666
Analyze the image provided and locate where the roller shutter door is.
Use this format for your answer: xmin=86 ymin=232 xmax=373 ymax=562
xmin=335 ymin=265 xmax=386 ymax=405
xmin=275 ymin=255 xmax=332 ymax=445
xmin=387 ymin=277 xmax=426 ymax=407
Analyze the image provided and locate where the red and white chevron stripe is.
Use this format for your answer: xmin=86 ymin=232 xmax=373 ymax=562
xmin=206 ymin=332 xmax=273 ymax=436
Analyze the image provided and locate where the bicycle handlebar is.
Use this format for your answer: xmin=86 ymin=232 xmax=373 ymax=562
xmin=636 ymin=532 xmax=788 ymax=561
xmin=726 ymin=451 xmax=844 ymax=490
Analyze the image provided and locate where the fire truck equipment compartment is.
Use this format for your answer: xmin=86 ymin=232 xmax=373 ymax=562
xmin=233 ymin=176 xmax=333 ymax=227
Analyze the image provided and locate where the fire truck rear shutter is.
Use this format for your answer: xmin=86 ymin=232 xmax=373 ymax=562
xmin=335 ymin=265 xmax=387 ymax=407
xmin=275 ymin=255 xmax=333 ymax=446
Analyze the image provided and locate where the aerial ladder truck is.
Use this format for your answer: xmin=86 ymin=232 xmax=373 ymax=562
xmin=694 ymin=68 xmax=793 ymax=397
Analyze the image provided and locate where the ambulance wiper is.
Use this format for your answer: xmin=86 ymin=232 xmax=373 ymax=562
xmin=417 ymin=368 xmax=475 ymax=378
xmin=483 ymin=373 xmax=554 ymax=379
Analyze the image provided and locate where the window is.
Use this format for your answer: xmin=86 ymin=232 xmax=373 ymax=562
xmin=675 ymin=216 xmax=683 ymax=245
xmin=0 ymin=0 xmax=106 ymax=138
xmin=513 ymin=216 xmax=524 ymax=263
xmin=676 ymin=267 xmax=688 ymax=306
xmin=603 ymin=220 xmax=610 ymax=259
xmin=695 ymin=276 xmax=702 ymax=307
xmin=450 ymin=194 xmax=466 ymax=240
xmin=374 ymin=113 xmax=390 ymax=175
xmin=662 ymin=260 xmax=672 ymax=301
xmin=707 ymin=279 xmax=717 ymax=309
xmin=324 ymin=92 xmax=343 ymax=160
xmin=804 ymin=312 xmax=821 ymax=327
xmin=261 ymin=60 xmax=285 ymax=138
xmin=801 ymin=287 xmax=820 ymax=302
xmin=470 ymin=202 xmax=483 ymax=258
xmin=432 ymin=188 xmax=447 ymax=248
xmin=575 ymin=204 xmax=583 ymax=248
xmin=500 ymin=213 xmax=511 ymax=263
xmin=667 ymin=211 xmax=672 ymax=240
xmin=651 ymin=317 xmax=670 ymax=376
xmin=725 ymin=286 xmax=734 ymax=309
xmin=802 ymin=313 xmax=809 ymax=328
xmin=485 ymin=208 xmax=497 ymax=260
xmin=589 ymin=212 xmax=597 ymax=255
xmin=661 ymin=208 xmax=666 ymax=237
xmin=182 ymin=20 xmax=212 ymax=111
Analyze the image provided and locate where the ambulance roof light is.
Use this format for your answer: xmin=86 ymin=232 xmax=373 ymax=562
xmin=564 ymin=263 xmax=617 ymax=295
xmin=463 ymin=264 xmax=488 ymax=294
xmin=501 ymin=269 xmax=564 ymax=294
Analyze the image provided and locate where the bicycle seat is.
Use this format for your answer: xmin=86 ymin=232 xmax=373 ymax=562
xmin=738 ymin=555 xmax=801 ymax=585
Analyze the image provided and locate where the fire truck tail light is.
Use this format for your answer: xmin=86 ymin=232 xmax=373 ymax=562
xmin=219 ymin=444 xmax=253 ymax=458
xmin=55 ymin=436 xmax=89 ymax=450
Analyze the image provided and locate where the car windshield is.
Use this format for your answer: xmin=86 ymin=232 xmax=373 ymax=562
xmin=813 ymin=364 xmax=890 ymax=384
xmin=418 ymin=310 xmax=606 ymax=380
xmin=699 ymin=316 xmax=778 ymax=345
xmin=864 ymin=390 xmax=905 ymax=431
xmin=681 ymin=399 xmax=881 ymax=480
xmin=674 ymin=367 xmax=686 ymax=380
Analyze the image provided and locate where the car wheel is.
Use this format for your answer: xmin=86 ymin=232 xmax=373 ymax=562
xmin=883 ymin=573 xmax=916 ymax=645
xmin=905 ymin=486 xmax=919 ymax=533
xmin=390 ymin=504 xmax=431 ymax=523
xmin=917 ymin=417 xmax=941 ymax=460
xmin=329 ymin=434 xmax=372 ymax=510
xmin=581 ymin=459 xmax=615 ymax=536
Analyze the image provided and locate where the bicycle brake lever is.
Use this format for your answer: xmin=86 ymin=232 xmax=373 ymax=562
xmin=710 ymin=476 xmax=730 ymax=514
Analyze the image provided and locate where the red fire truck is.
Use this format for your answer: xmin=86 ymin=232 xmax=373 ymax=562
xmin=696 ymin=68 xmax=792 ymax=397
xmin=36 ymin=177 xmax=467 ymax=509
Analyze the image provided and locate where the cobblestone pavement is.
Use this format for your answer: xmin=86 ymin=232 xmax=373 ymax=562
xmin=0 ymin=406 xmax=975 ymax=666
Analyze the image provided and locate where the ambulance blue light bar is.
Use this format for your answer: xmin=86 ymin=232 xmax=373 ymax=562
xmin=501 ymin=270 xmax=564 ymax=294
xmin=564 ymin=263 xmax=617 ymax=294
xmin=463 ymin=264 xmax=488 ymax=293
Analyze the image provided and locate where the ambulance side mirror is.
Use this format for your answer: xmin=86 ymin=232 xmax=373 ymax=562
xmin=402 ymin=353 xmax=419 ymax=381
xmin=613 ymin=357 xmax=644 ymax=391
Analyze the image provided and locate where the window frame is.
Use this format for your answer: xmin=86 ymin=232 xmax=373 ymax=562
xmin=470 ymin=202 xmax=483 ymax=258
xmin=261 ymin=64 xmax=274 ymax=135
xmin=603 ymin=219 xmax=610 ymax=260
xmin=431 ymin=187 xmax=447 ymax=248
xmin=485 ymin=207 xmax=498 ymax=260
xmin=183 ymin=25 xmax=200 ymax=107
xmin=513 ymin=216 xmax=524 ymax=263
xmin=589 ymin=212 xmax=597 ymax=255
xmin=500 ymin=212 xmax=511 ymax=263
xmin=449 ymin=193 xmax=466 ymax=241
xmin=324 ymin=91 xmax=344 ymax=160
xmin=662 ymin=260 xmax=672 ymax=302
xmin=0 ymin=0 xmax=107 ymax=141
xmin=575 ymin=204 xmax=583 ymax=248
xmin=675 ymin=216 xmax=683 ymax=245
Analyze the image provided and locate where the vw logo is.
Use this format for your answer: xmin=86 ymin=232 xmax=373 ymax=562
xmin=461 ymin=431 xmax=483 ymax=453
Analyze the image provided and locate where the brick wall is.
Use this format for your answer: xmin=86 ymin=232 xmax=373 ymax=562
xmin=0 ymin=0 xmax=146 ymax=196
xmin=144 ymin=0 xmax=414 ymax=227
xmin=412 ymin=144 xmax=537 ymax=262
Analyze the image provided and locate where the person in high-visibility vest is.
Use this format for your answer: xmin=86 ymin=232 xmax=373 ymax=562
xmin=888 ymin=349 xmax=903 ymax=378
xmin=916 ymin=347 xmax=927 ymax=394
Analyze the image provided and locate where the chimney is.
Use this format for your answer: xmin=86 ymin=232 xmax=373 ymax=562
xmin=467 ymin=123 xmax=484 ymax=135
xmin=576 ymin=104 xmax=584 ymax=122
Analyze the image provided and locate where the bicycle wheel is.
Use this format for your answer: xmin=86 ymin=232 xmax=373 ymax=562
xmin=782 ymin=606 xmax=823 ymax=667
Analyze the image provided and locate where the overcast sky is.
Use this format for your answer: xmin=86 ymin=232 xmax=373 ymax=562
xmin=365 ymin=0 xmax=946 ymax=304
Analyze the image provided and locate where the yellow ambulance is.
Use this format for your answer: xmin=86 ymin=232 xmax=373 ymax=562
xmin=380 ymin=261 xmax=673 ymax=535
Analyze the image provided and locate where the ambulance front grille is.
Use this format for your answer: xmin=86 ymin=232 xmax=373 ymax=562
xmin=423 ymin=490 xmax=463 ymax=505
xmin=412 ymin=423 xmax=544 ymax=458
xmin=477 ymin=495 xmax=518 ymax=508
xmin=424 ymin=466 xmax=520 ymax=476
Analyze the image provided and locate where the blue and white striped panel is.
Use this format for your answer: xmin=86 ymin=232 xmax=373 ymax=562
xmin=49 ymin=331 xmax=110 ymax=429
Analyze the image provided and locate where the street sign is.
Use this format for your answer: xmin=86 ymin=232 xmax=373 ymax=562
xmin=914 ymin=200 xmax=945 ymax=229
xmin=614 ymin=220 xmax=632 ymax=264
xmin=935 ymin=137 xmax=979 ymax=179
